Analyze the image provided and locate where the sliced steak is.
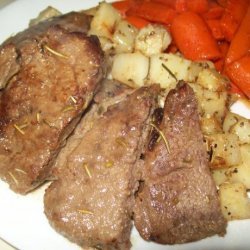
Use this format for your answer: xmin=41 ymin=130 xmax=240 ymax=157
xmin=133 ymin=82 xmax=226 ymax=244
xmin=52 ymin=79 xmax=133 ymax=176
xmin=3 ymin=12 xmax=92 ymax=49
xmin=0 ymin=20 xmax=105 ymax=193
xmin=44 ymin=85 xmax=159 ymax=250
xmin=0 ymin=12 xmax=92 ymax=90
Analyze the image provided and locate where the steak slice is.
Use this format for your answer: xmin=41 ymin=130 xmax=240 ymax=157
xmin=44 ymin=85 xmax=159 ymax=250
xmin=52 ymin=79 xmax=133 ymax=176
xmin=0 ymin=23 xmax=105 ymax=193
xmin=0 ymin=12 xmax=92 ymax=90
xmin=133 ymin=82 xmax=227 ymax=244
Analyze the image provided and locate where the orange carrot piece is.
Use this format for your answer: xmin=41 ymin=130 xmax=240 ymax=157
xmin=171 ymin=11 xmax=221 ymax=61
xmin=214 ymin=41 xmax=229 ymax=72
xmin=175 ymin=0 xmax=187 ymax=12
xmin=225 ymin=5 xmax=250 ymax=65
xmin=229 ymin=81 xmax=246 ymax=97
xmin=203 ymin=2 xmax=224 ymax=19
xmin=112 ymin=0 xmax=131 ymax=17
xmin=214 ymin=59 xmax=224 ymax=72
xmin=127 ymin=1 xmax=177 ymax=24
xmin=125 ymin=15 xmax=150 ymax=28
xmin=220 ymin=0 xmax=249 ymax=41
xmin=206 ymin=19 xmax=225 ymax=40
xmin=152 ymin=0 xmax=187 ymax=12
xmin=218 ymin=41 xmax=230 ymax=56
xmin=226 ymin=55 xmax=250 ymax=98
xmin=186 ymin=0 xmax=209 ymax=13
xmin=151 ymin=0 xmax=176 ymax=7
xmin=217 ymin=0 xmax=228 ymax=8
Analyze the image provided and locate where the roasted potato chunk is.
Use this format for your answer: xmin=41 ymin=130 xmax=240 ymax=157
xmin=111 ymin=52 xmax=149 ymax=87
xmin=219 ymin=182 xmax=250 ymax=220
xmin=206 ymin=133 xmax=241 ymax=169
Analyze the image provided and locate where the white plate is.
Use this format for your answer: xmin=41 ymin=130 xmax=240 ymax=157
xmin=0 ymin=1 xmax=249 ymax=250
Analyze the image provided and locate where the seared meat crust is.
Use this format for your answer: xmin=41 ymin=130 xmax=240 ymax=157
xmin=0 ymin=13 xmax=105 ymax=194
xmin=133 ymin=82 xmax=227 ymax=244
xmin=44 ymin=85 xmax=159 ymax=250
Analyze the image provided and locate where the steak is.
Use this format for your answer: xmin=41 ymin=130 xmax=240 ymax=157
xmin=0 ymin=12 xmax=92 ymax=90
xmin=52 ymin=79 xmax=133 ymax=175
xmin=0 ymin=13 xmax=105 ymax=194
xmin=44 ymin=85 xmax=159 ymax=250
xmin=133 ymin=82 xmax=227 ymax=244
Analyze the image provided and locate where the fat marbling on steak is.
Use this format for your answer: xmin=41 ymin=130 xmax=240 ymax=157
xmin=133 ymin=82 xmax=227 ymax=244
xmin=0 ymin=12 xmax=105 ymax=194
xmin=44 ymin=85 xmax=159 ymax=250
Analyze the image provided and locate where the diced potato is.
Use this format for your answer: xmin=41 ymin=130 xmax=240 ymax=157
xmin=196 ymin=68 xmax=228 ymax=92
xmin=223 ymin=112 xmax=250 ymax=144
xmin=223 ymin=112 xmax=239 ymax=133
xmin=98 ymin=37 xmax=114 ymax=53
xmin=148 ymin=53 xmax=193 ymax=89
xmin=212 ymin=144 xmax=250 ymax=188
xmin=190 ymin=83 xmax=228 ymax=122
xmin=201 ymin=116 xmax=222 ymax=135
xmin=206 ymin=133 xmax=242 ymax=169
xmin=135 ymin=24 xmax=171 ymax=56
xmin=230 ymin=118 xmax=250 ymax=144
xmin=111 ymin=52 xmax=149 ymax=87
xmin=225 ymin=144 xmax=250 ymax=188
xmin=219 ymin=182 xmax=250 ymax=220
xmin=212 ymin=168 xmax=227 ymax=186
xmin=29 ymin=6 xmax=61 ymax=26
xmin=89 ymin=2 xmax=121 ymax=39
xmin=113 ymin=20 xmax=138 ymax=53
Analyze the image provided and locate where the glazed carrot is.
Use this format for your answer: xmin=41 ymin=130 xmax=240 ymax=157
xmin=203 ymin=2 xmax=224 ymax=19
xmin=230 ymin=82 xmax=245 ymax=97
xmin=214 ymin=41 xmax=230 ymax=72
xmin=186 ymin=0 xmax=209 ymax=13
xmin=225 ymin=5 xmax=250 ymax=65
xmin=151 ymin=0 xmax=176 ymax=7
xmin=217 ymin=0 xmax=228 ymax=8
xmin=214 ymin=59 xmax=224 ymax=72
xmin=220 ymin=0 xmax=249 ymax=41
xmin=206 ymin=19 xmax=224 ymax=40
xmin=125 ymin=15 xmax=150 ymax=28
xmin=127 ymin=1 xmax=177 ymax=24
xmin=112 ymin=0 xmax=131 ymax=17
xmin=171 ymin=11 xmax=221 ymax=61
xmin=218 ymin=41 xmax=230 ymax=57
xmin=226 ymin=55 xmax=250 ymax=98
xmin=152 ymin=0 xmax=187 ymax=12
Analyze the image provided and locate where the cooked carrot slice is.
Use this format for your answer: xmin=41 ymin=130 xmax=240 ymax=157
xmin=171 ymin=11 xmax=221 ymax=61
xmin=220 ymin=0 xmax=249 ymax=41
xmin=225 ymin=5 xmax=250 ymax=65
xmin=125 ymin=15 xmax=150 ymax=28
xmin=226 ymin=55 xmax=250 ymax=98
xmin=127 ymin=1 xmax=177 ymax=24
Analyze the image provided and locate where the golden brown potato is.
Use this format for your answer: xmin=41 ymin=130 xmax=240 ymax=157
xmin=113 ymin=20 xmax=138 ymax=53
xmin=111 ymin=52 xmax=149 ymax=87
xmin=190 ymin=83 xmax=228 ymax=122
xmin=219 ymin=182 xmax=250 ymax=220
xmin=201 ymin=116 xmax=222 ymax=135
xmin=212 ymin=144 xmax=250 ymax=188
xmin=223 ymin=112 xmax=250 ymax=144
xmin=135 ymin=24 xmax=171 ymax=56
xmin=206 ymin=133 xmax=242 ymax=169
xmin=196 ymin=67 xmax=228 ymax=92
xmin=89 ymin=2 xmax=121 ymax=39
